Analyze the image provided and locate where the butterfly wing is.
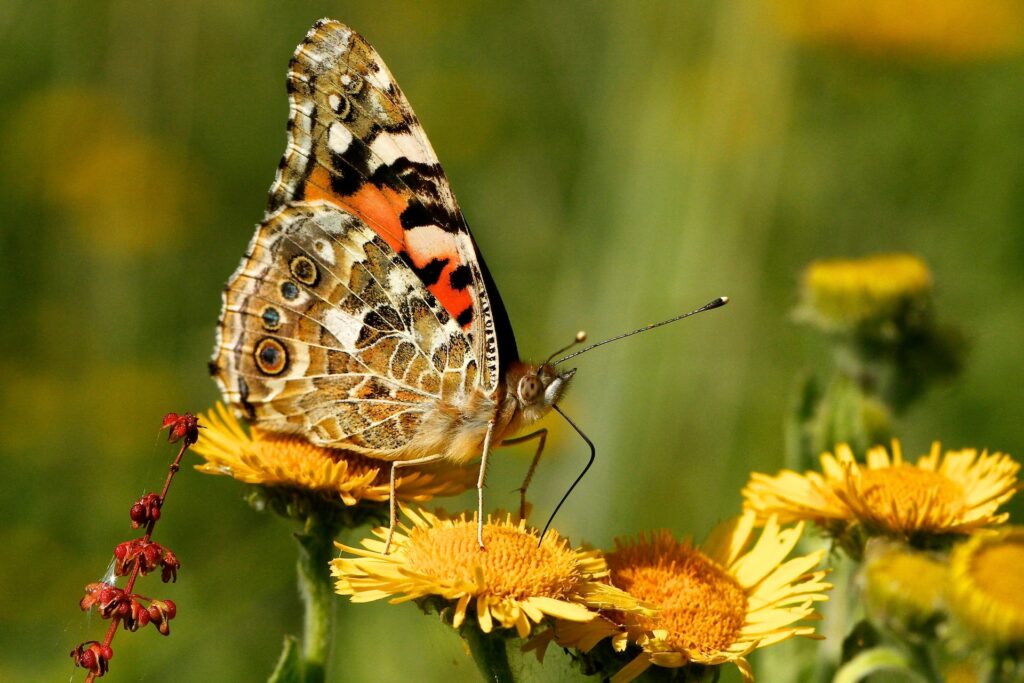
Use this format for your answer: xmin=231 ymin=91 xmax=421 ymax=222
xmin=267 ymin=19 xmax=517 ymax=395
xmin=211 ymin=201 xmax=479 ymax=455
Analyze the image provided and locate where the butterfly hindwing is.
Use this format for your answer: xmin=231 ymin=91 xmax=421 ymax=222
xmin=212 ymin=201 xmax=478 ymax=455
xmin=265 ymin=19 xmax=515 ymax=396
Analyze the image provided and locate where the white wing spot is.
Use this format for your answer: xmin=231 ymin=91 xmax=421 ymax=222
xmin=328 ymin=123 xmax=354 ymax=155
xmin=314 ymin=239 xmax=335 ymax=265
xmin=322 ymin=308 xmax=363 ymax=349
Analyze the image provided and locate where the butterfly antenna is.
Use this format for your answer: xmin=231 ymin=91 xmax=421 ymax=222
xmin=553 ymin=296 xmax=728 ymax=365
xmin=538 ymin=405 xmax=595 ymax=545
xmin=543 ymin=330 xmax=588 ymax=366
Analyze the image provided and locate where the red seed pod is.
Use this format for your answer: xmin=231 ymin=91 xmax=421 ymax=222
xmin=70 ymin=641 xmax=111 ymax=676
xmin=141 ymin=543 xmax=163 ymax=573
xmin=147 ymin=599 xmax=176 ymax=636
xmin=113 ymin=541 xmax=130 ymax=562
xmin=77 ymin=648 xmax=96 ymax=670
xmin=93 ymin=586 xmax=129 ymax=620
xmin=129 ymin=503 xmax=147 ymax=526
xmin=80 ymin=582 xmax=110 ymax=611
xmin=129 ymin=493 xmax=163 ymax=528
xmin=123 ymin=597 xmax=151 ymax=632
xmin=161 ymin=549 xmax=181 ymax=583
xmin=114 ymin=538 xmax=172 ymax=577
xmin=113 ymin=539 xmax=141 ymax=576
xmin=160 ymin=412 xmax=202 ymax=447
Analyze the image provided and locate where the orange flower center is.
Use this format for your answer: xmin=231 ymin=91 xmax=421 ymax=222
xmin=609 ymin=535 xmax=747 ymax=656
xmin=404 ymin=521 xmax=580 ymax=600
xmin=971 ymin=538 xmax=1024 ymax=614
xmin=858 ymin=465 xmax=965 ymax=528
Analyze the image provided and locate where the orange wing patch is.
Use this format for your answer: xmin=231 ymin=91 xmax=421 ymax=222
xmin=303 ymin=168 xmax=474 ymax=327
xmin=304 ymin=166 xmax=405 ymax=253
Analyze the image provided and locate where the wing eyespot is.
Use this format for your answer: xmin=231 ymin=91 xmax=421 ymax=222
xmin=254 ymin=338 xmax=289 ymax=376
xmin=280 ymin=280 xmax=300 ymax=300
xmin=261 ymin=306 xmax=282 ymax=331
xmin=289 ymin=255 xmax=321 ymax=286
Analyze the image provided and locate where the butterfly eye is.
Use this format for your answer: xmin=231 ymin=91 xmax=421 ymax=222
xmin=254 ymin=338 xmax=288 ymax=376
xmin=518 ymin=375 xmax=542 ymax=404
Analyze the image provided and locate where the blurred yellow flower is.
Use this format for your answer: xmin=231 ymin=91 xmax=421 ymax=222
xmin=192 ymin=404 xmax=472 ymax=505
xmin=773 ymin=0 xmax=1024 ymax=61
xmin=863 ymin=540 xmax=947 ymax=625
xmin=944 ymin=661 xmax=981 ymax=683
xmin=3 ymin=87 xmax=205 ymax=256
xmin=553 ymin=515 xmax=830 ymax=683
xmin=798 ymin=254 xmax=932 ymax=331
xmin=331 ymin=508 xmax=647 ymax=638
xmin=949 ymin=526 xmax=1024 ymax=645
xmin=744 ymin=441 xmax=1019 ymax=539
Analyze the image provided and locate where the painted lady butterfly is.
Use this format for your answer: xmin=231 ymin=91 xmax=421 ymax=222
xmin=210 ymin=19 xmax=575 ymax=550
xmin=211 ymin=19 xmax=726 ymax=550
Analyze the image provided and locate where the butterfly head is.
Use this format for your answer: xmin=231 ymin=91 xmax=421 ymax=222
xmin=509 ymin=362 xmax=576 ymax=425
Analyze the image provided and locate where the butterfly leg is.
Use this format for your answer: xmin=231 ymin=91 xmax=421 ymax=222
xmin=385 ymin=453 xmax=446 ymax=554
xmin=501 ymin=429 xmax=548 ymax=521
xmin=476 ymin=419 xmax=497 ymax=549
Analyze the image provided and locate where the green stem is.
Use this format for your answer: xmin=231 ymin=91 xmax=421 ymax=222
xmin=905 ymin=641 xmax=941 ymax=683
xmin=461 ymin=626 xmax=515 ymax=683
xmin=295 ymin=515 xmax=338 ymax=683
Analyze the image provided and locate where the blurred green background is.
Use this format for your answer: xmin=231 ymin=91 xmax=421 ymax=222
xmin=5 ymin=0 xmax=1024 ymax=680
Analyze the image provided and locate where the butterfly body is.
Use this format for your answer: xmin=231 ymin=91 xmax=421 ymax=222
xmin=211 ymin=20 xmax=574 ymax=546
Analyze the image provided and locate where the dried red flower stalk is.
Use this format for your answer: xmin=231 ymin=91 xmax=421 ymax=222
xmin=71 ymin=412 xmax=198 ymax=680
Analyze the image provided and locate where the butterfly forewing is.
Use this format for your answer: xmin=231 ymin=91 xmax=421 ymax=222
xmin=263 ymin=19 xmax=515 ymax=395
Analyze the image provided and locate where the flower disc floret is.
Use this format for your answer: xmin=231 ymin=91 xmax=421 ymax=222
xmin=949 ymin=526 xmax=1024 ymax=645
xmin=331 ymin=507 xmax=647 ymax=638
xmin=547 ymin=514 xmax=830 ymax=683
xmin=744 ymin=441 xmax=1019 ymax=541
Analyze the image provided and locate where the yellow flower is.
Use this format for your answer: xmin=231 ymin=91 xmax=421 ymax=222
xmin=3 ymin=87 xmax=205 ymax=256
xmin=744 ymin=441 xmax=1019 ymax=540
xmin=797 ymin=254 xmax=932 ymax=331
xmin=949 ymin=526 xmax=1024 ymax=645
xmin=192 ymin=404 xmax=472 ymax=505
xmin=331 ymin=507 xmax=648 ymax=638
xmin=554 ymin=514 xmax=830 ymax=683
xmin=863 ymin=540 xmax=947 ymax=625
xmin=944 ymin=661 xmax=981 ymax=683
xmin=772 ymin=0 xmax=1024 ymax=61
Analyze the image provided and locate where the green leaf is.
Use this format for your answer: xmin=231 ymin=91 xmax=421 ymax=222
xmin=267 ymin=635 xmax=303 ymax=683
xmin=833 ymin=646 xmax=927 ymax=683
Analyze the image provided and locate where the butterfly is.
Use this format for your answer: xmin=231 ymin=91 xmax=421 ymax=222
xmin=210 ymin=19 xmax=576 ymax=550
